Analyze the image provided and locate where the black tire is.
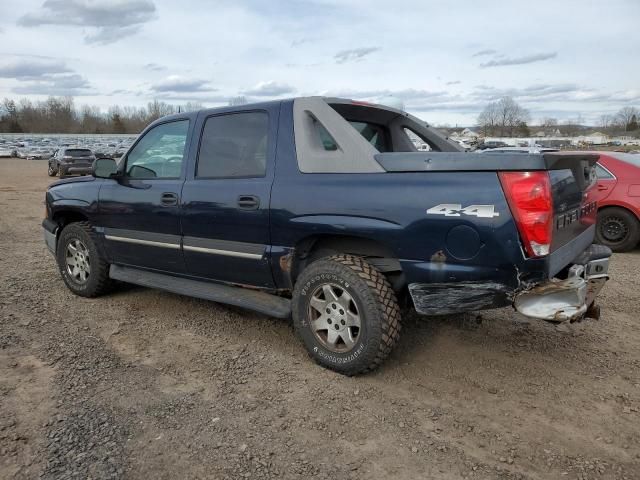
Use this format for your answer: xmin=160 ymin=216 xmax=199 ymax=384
xmin=47 ymin=162 xmax=58 ymax=177
xmin=58 ymin=166 xmax=66 ymax=177
xmin=56 ymin=222 xmax=112 ymax=297
xmin=292 ymin=254 xmax=401 ymax=375
xmin=595 ymin=207 xmax=640 ymax=253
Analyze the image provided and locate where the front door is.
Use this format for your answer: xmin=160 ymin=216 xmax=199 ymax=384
xmin=180 ymin=107 xmax=278 ymax=288
xmin=98 ymin=118 xmax=191 ymax=273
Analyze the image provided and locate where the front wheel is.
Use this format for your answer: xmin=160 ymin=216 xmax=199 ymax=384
xmin=595 ymin=207 xmax=640 ymax=252
xmin=47 ymin=162 xmax=58 ymax=176
xmin=56 ymin=222 xmax=112 ymax=297
xmin=292 ymin=254 xmax=401 ymax=375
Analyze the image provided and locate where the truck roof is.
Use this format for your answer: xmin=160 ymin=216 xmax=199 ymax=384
xmin=157 ymin=96 xmax=421 ymax=124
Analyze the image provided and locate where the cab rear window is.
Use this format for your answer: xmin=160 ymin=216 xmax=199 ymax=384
xmin=348 ymin=121 xmax=391 ymax=152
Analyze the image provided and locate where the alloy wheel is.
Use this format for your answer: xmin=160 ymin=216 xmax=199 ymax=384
xmin=308 ymin=283 xmax=361 ymax=353
xmin=65 ymin=239 xmax=91 ymax=284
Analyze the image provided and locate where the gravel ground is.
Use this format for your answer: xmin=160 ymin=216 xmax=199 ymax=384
xmin=1 ymin=158 xmax=639 ymax=480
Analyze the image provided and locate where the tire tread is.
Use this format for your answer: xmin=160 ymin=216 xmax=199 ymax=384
xmin=57 ymin=221 xmax=112 ymax=297
xmin=293 ymin=254 xmax=401 ymax=375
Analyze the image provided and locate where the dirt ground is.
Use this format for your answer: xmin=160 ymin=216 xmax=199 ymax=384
xmin=1 ymin=158 xmax=639 ymax=480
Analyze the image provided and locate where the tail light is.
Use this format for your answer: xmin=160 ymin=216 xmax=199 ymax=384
xmin=499 ymin=171 xmax=553 ymax=257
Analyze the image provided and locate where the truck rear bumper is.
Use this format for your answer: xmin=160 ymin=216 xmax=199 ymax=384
xmin=513 ymin=244 xmax=611 ymax=322
xmin=408 ymin=244 xmax=611 ymax=321
xmin=62 ymin=164 xmax=93 ymax=175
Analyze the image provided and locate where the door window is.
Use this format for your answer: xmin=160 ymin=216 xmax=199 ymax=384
xmin=126 ymin=120 xmax=189 ymax=179
xmin=196 ymin=112 xmax=269 ymax=178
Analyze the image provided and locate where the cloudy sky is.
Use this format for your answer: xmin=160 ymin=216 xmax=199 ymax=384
xmin=0 ymin=0 xmax=638 ymax=125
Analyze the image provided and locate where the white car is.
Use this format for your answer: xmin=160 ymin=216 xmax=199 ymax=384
xmin=476 ymin=146 xmax=559 ymax=154
xmin=453 ymin=139 xmax=475 ymax=151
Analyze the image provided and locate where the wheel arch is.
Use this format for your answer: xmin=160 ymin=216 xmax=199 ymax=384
xmin=52 ymin=209 xmax=90 ymax=230
xmin=289 ymin=234 xmax=405 ymax=291
xmin=598 ymin=202 xmax=640 ymax=221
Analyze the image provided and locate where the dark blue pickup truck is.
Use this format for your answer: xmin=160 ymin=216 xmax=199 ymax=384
xmin=43 ymin=97 xmax=611 ymax=374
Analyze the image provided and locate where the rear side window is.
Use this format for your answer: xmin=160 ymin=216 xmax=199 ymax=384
xmin=595 ymin=164 xmax=614 ymax=179
xmin=197 ymin=112 xmax=269 ymax=178
xmin=403 ymin=128 xmax=432 ymax=151
xmin=315 ymin=121 xmax=339 ymax=151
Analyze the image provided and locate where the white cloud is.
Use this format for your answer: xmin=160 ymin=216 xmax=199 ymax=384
xmin=479 ymin=52 xmax=558 ymax=68
xmin=150 ymin=75 xmax=214 ymax=93
xmin=13 ymin=73 xmax=93 ymax=95
xmin=18 ymin=0 xmax=156 ymax=44
xmin=242 ymin=81 xmax=295 ymax=97
xmin=0 ymin=0 xmax=638 ymax=125
xmin=334 ymin=47 xmax=380 ymax=64
xmin=472 ymin=49 xmax=497 ymax=57
xmin=0 ymin=58 xmax=71 ymax=79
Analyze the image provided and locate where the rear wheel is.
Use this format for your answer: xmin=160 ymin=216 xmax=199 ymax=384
xmin=595 ymin=207 xmax=640 ymax=252
xmin=56 ymin=222 xmax=112 ymax=297
xmin=292 ymin=254 xmax=401 ymax=375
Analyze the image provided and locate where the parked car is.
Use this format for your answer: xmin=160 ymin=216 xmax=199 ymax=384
xmin=477 ymin=147 xmax=559 ymax=154
xmin=48 ymin=148 xmax=96 ymax=177
xmin=452 ymin=138 xmax=475 ymax=151
xmin=592 ymin=153 xmax=640 ymax=252
xmin=42 ymin=97 xmax=610 ymax=375
xmin=477 ymin=140 xmax=509 ymax=150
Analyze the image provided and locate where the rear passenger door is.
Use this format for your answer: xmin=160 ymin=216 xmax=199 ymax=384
xmin=593 ymin=162 xmax=617 ymax=202
xmin=180 ymin=106 xmax=279 ymax=288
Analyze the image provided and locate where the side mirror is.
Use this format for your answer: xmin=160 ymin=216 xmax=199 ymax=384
xmin=92 ymin=158 xmax=118 ymax=178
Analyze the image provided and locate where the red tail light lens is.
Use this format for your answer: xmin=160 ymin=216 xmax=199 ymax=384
xmin=499 ymin=171 xmax=553 ymax=257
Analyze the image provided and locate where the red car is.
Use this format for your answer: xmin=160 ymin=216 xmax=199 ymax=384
xmin=592 ymin=152 xmax=640 ymax=252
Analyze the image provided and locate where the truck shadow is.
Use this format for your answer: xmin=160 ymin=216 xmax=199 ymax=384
xmin=383 ymin=306 xmax=600 ymax=374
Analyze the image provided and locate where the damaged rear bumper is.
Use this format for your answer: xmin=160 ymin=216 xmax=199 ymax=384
xmin=514 ymin=244 xmax=611 ymax=322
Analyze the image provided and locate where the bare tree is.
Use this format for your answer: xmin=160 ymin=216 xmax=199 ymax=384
xmin=477 ymin=97 xmax=529 ymax=137
xmin=146 ymin=100 xmax=176 ymax=123
xmin=597 ymin=114 xmax=613 ymax=130
xmin=0 ymin=95 xmax=211 ymax=134
xmin=477 ymin=102 xmax=499 ymax=136
xmin=541 ymin=117 xmax=558 ymax=128
xmin=615 ymin=106 xmax=640 ymax=130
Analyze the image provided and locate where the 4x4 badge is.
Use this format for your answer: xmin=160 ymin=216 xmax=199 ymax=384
xmin=427 ymin=204 xmax=500 ymax=218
